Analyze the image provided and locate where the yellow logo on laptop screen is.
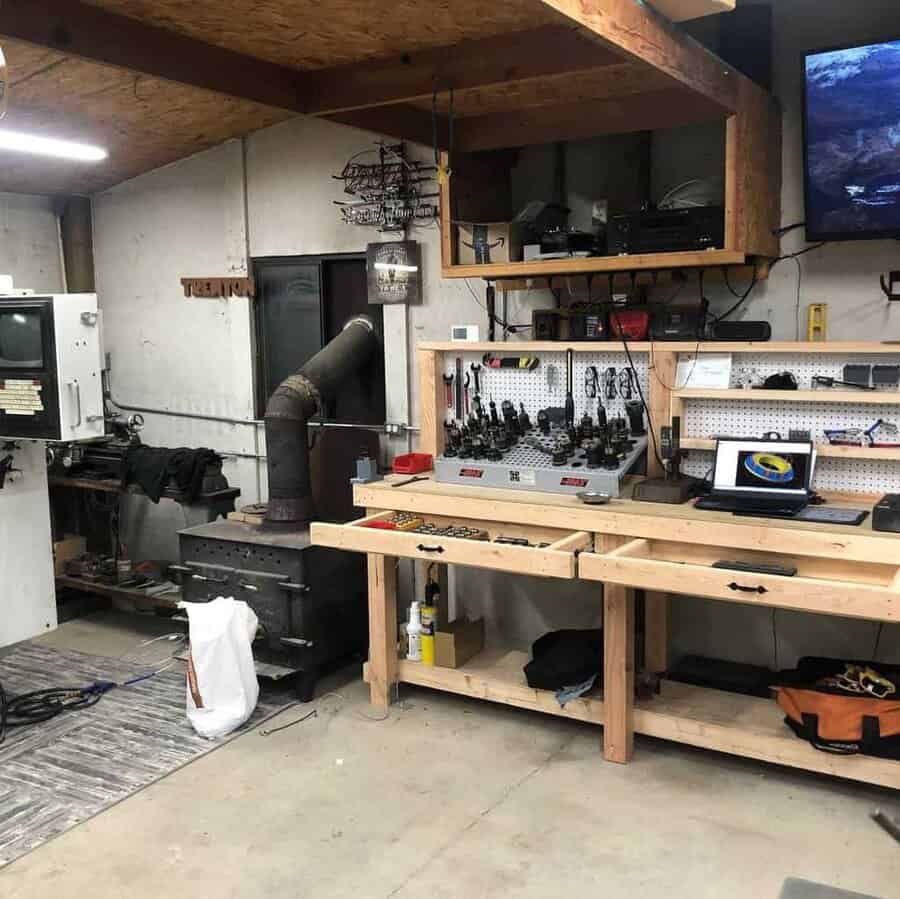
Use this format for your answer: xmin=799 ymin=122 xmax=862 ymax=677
xmin=743 ymin=453 xmax=795 ymax=485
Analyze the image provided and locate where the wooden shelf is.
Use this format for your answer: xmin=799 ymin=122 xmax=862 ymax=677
xmin=56 ymin=575 xmax=180 ymax=609
xmin=673 ymin=388 xmax=900 ymax=405
xmin=392 ymin=649 xmax=605 ymax=726
xmin=391 ymin=650 xmax=900 ymax=788
xmin=635 ymin=681 xmax=900 ymax=789
xmin=442 ymin=250 xmax=749 ymax=281
xmin=681 ymin=437 xmax=900 ymax=462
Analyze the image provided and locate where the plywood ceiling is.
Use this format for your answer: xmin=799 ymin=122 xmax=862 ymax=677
xmin=0 ymin=0 xmax=739 ymax=196
xmin=81 ymin=0 xmax=559 ymax=69
xmin=1 ymin=39 xmax=292 ymax=195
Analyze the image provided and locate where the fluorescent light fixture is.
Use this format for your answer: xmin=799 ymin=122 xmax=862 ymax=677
xmin=373 ymin=262 xmax=418 ymax=273
xmin=0 ymin=128 xmax=107 ymax=162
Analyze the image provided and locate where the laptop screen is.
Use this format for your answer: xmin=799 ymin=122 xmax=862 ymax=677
xmin=713 ymin=439 xmax=815 ymax=497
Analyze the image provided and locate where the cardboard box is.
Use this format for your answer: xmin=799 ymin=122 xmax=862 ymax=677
xmin=434 ymin=617 xmax=485 ymax=669
xmin=456 ymin=222 xmax=523 ymax=265
xmin=54 ymin=534 xmax=86 ymax=576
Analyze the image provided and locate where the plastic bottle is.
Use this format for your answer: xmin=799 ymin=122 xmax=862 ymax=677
xmin=420 ymin=597 xmax=437 ymax=667
xmin=407 ymin=600 xmax=423 ymax=662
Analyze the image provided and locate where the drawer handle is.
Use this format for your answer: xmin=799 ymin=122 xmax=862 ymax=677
xmin=239 ymin=582 xmax=259 ymax=592
xmin=416 ymin=544 xmax=445 ymax=554
xmin=191 ymin=573 xmax=229 ymax=584
xmin=728 ymin=582 xmax=768 ymax=595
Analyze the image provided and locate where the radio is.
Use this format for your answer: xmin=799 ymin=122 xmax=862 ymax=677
xmin=650 ymin=301 xmax=708 ymax=341
xmin=710 ymin=321 xmax=772 ymax=342
xmin=531 ymin=308 xmax=607 ymax=341
xmin=608 ymin=206 xmax=725 ymax=255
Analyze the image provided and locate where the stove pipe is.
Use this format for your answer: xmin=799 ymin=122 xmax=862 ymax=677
xmin=264 ymin=315 xmax=377 ymax=524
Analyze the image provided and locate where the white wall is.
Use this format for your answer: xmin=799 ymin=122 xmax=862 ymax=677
xmin=0 ymin=192 xmax=64 ymax=292
xmin=91 ymin=0 xmax=900 ymax=664
xmin=93 ymin=141 xmax=261 ymax=559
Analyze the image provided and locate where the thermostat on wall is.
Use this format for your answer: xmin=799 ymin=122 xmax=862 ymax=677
xmin=451 ymin=325 xmax=480 ymax=342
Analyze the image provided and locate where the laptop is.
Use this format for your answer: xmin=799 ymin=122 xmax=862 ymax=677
xmin=695 ymin=438 xmax=816 ymax=516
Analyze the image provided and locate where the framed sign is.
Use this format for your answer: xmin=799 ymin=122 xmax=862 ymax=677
xmin=366 ymin=241 xmax=422 ymax=305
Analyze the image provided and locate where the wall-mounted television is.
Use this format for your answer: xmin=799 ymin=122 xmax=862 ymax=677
xmin=803 ymin=38 xmax=900 ymax=242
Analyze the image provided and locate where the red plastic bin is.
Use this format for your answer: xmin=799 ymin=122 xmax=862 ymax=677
xmin=392 ymin=453 xmax=433 ymax=474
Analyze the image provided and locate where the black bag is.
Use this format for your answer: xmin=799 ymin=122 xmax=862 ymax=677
xmin=524 ymin=629 xmax=603 ymax=691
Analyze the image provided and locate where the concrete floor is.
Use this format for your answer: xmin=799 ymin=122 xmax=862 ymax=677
xmin=1 ymin=612 xmax=898 ymax=899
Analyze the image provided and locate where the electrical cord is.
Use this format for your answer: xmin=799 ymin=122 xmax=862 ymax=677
xmin=0 ymin=633 xmax=185 ymax=745
xmin=0 ymin=679 xmax=112 ymax=745
xmin=464 ymin=279 xmax=533 ymax=333
xmin=711 ymin=263 xmax=760 ymax=323
xmin=620 ymin=335 xmax=665 ymax=473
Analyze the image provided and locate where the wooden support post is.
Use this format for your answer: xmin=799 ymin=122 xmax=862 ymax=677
xmin=417 ymin=348 xmax=445 ymax=457
xmin=604 ymin=582 xmax=635 ymax=763
xmin=646 ymin=347 xmax=676 ymax=479
xmin=597 ymin=534 xmax=634 ymax=763
xmin=439 ymin=151 xmax=455 ymax=269
xmin=644 ymin=592 xmax=669 ymax=673
xmin=367 ymin=554 xmax=398 ymax=708
xmin=644 ymin=346 xmax=675 ymax=675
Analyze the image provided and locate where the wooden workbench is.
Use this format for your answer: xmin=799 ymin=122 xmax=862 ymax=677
xmin=312 ymin=475 xmax=900 ymax=789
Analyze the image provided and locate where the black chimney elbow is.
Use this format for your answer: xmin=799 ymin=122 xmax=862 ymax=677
xmin=264 ymin=316 xmax=377 ymax=524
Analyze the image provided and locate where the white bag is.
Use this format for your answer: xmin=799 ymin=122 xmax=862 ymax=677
xmin=182 ymin=597 xmax=260 ymax=738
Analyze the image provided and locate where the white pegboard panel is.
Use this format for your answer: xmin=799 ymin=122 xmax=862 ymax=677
xmin=677 ymin=350 xmax=900 ymax=495
xmin=725 ymin=353 xmax=900 ymax=391
xmin=682 ymin=397 xmax=900 ymax=443
xmin=444 ymin=349 xmax=650 ymax=424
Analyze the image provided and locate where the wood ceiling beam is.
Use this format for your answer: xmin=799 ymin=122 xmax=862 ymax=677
xmin=326 ymin=105 xmax=447 ymax=151
xmin=454 ymin=87 xmax=724 ymax=152
xmin=304 ymin=25 xmax=620 ymax=116
xmin=536 ymin=0 xmax=743 ymax=113
xmin=0 ymin=0 xmax=308 ymax=112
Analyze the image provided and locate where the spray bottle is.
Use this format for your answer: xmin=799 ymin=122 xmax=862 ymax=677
xmin=407 ymin=600 xmax=423 ymax=662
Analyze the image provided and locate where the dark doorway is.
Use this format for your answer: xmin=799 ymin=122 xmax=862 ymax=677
xmin=253 ymin=254 xmax=385 ymax=423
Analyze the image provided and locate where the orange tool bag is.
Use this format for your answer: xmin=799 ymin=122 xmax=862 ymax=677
xmin=775 ymin=657 xmax=900 ymax=758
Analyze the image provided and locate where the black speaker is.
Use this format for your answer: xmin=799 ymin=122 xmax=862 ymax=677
xmin=710 ymin=321 xmax=772 ymax=341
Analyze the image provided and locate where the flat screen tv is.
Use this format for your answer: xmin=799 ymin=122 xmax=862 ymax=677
xmin=803 ymin=38 xmax=900 ymax=242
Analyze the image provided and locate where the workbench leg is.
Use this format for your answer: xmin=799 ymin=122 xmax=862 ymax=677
xmin=603 ymin=584 xmax=635 ymax=764
xmin=644 ymin=591 xmax=669 ymax=674
xmin=367 ymin=553 xmax=398 ymax=708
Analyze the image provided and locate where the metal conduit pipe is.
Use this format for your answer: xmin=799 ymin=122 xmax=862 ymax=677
xmin=105 ymin=363 xmax=416 ymax=435
xmin=265 ymin=315 xmax=379 ymax=524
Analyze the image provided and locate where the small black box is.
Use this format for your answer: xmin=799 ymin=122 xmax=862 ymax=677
xmin=873 ymin=494 xmax=900 ymax=533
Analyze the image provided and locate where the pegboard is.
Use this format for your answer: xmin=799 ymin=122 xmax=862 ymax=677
xmin=682 ymin=398 xmax=900 ymax=443
xmin=724 ymin=353 xmax=900 ymax=391
xmin=444 ymin=349 xmax=650 ymax=425
xmin=678 ymin=349 xmax=900 ymax=496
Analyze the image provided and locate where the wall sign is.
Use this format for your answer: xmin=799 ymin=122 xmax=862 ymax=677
xmin=366 ymin=242 xmax=422 ymax=305
xmin=181 ymin=277 xmax=256 ymax=299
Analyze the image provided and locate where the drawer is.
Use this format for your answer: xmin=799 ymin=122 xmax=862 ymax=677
xmin=311 ymin=511 xmax=591 ymax=579
xmin=580 ymin=538 xmax=900 ymax=622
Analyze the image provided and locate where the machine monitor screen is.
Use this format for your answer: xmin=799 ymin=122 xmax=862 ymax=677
xmin=713 ymin=440 xmax=815 ymax=496
xmin=0 ymin=309 xmax=44 ymax=368
xmin=804 ymin=38 xmax=900 ymax=241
